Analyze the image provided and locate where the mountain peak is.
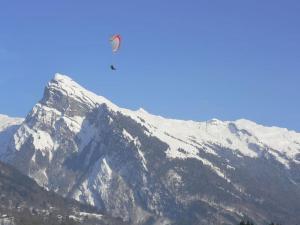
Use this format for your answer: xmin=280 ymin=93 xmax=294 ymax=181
xmin=53 ymin=73 xmax=73 ymax=83
xmin=43 ymin=73 xmax=119 ymax=112
xmin=49 ymin=73 xmax=90 ymax=95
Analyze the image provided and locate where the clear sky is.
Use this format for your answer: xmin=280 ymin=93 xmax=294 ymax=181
xmin=0 ymin=0 xmax=299 ymax=131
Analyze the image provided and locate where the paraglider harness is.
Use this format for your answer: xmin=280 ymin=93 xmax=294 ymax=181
xmin=110 ymin=65 xmax=116 ymax=70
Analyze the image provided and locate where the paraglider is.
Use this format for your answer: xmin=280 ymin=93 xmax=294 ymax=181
xmin=110 ymin=34 xmax=121 ymax=70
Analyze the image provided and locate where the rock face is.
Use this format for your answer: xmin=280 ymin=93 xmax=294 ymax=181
xmin=0 ymin=160 xmax=126 ymax=225
xmin=1 ymin=74 xmax=300 ymax=225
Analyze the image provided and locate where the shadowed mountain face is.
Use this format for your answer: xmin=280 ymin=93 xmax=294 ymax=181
xmin=1 ymin=74 xmax=300 ymax=225
xmin=0 ymin=161 xmax=127 ymax=225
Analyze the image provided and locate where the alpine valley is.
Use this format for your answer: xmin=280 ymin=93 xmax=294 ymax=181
xmin=0 ymin=74 xmax=299 ymax=225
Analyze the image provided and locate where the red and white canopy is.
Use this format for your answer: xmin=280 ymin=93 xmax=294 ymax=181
xmin=110 ymin=34 xmax=121 ymax=53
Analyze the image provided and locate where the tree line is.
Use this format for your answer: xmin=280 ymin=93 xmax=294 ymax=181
xmin=239 ymin=221 xmax=281 ymax=225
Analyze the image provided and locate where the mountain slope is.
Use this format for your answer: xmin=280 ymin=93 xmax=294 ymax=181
xmin=0 ymin=160 xmax=127 ymax=225
xmin=1 ymin=74 xmax=300 ymax=225
xmin=0 ymin=114 xmax=23 ymax=157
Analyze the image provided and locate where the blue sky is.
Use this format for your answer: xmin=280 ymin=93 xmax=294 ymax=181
xmin=0 ymin=0 xmax=299 ymax=131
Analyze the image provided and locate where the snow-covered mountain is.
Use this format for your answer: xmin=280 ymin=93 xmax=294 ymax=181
xmin=0 ymin=114 xmax=23 ymax=156
xmin=1 ymin=74 xmax=300 ymax=225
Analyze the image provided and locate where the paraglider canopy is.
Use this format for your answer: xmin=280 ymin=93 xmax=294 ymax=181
xmin=110 ymin=34 xmax=121 ymax=53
